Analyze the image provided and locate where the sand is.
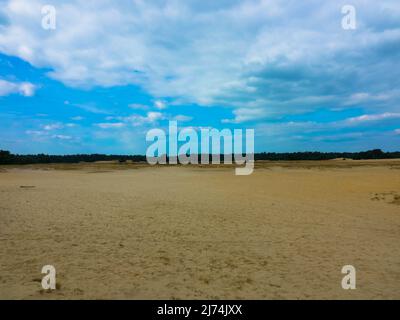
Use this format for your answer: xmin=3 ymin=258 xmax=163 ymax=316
xmin=0 ymin=161 xmax=399 ymax=299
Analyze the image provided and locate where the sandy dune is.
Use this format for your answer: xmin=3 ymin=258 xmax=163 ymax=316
xmin=0 ymin=161 xmax=399 ymax=299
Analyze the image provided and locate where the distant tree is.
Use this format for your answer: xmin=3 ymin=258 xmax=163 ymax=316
xmin=0 ymin=150 xmax=12 ymax=164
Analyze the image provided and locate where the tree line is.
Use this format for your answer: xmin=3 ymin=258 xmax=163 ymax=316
xmin=1 ymin=149 xmax=399 ymax=165
xmin=0 ymin=150 xmax=146 ymax=164
xmin=254 ymin=149 xmax=400 ymax=161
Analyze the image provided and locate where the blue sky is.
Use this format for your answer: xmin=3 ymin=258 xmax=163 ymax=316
xmin=0 ymin=0 xmax=399 ymax=154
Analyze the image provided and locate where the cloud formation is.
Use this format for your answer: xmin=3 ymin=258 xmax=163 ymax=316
xmin=0 ymin=0 xmax=399 ymax=120
xmin=347 ymin=112 xmax=400 ymax=123
xmin=95 ymin=122 xmax=125 ymax=129
xmin=0 ymin=79 xmax=36 ymax=96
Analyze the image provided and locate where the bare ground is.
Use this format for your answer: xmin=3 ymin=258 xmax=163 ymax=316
xmin=0 ymin=160 xmax=399 ymax=299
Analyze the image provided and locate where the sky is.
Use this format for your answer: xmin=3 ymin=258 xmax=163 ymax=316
xmin=0 ymin=0 xmax=399 ymax=155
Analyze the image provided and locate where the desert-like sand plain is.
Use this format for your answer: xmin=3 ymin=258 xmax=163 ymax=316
xmin=0 ymin=160 xmax=399 ymax=299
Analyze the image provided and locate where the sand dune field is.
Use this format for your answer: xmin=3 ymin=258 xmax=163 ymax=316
xmin=0 ymin=160 xmax=399 ymax=299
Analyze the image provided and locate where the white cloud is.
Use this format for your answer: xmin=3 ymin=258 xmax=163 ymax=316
xmin=71 ymin=116 xmax=84 ymax=121
xmin=344 ymin=91 xmax=397 ymax=106
xmin=25 ymin=130 xmax=46 ymax=136
xmin=222 ymin=108 xmax=267 ymax=123
xmin=101 ymin=111 xmax=165 ymax=127
xmin=95 ymin=122 xmax=125 ymax=129
xmin=173 ymin=115 xmax=192 ymax=122
xmin=146 ymin=111 xmax=164 ymax=122
xmin=346 ymin=113 xmax=400 ymax=123
xmin=73 ymin=103 xmax=111 ymax=115
xmin=0 ymin=79 xmax=36 ymax=97
xmin=122 ymin=111 xmax=165 ymax=125
xmin=128 ymin=103 xmax=149 ymax=110
xmin=154 ymin=100 xmax=167 ymax=110
xmin=395 ymin=129 xmax=400 ymax=135
xmin=0 ymin=0 xmax=399 ymax=119
xmin=43 ymin=123 xmax=63 ymax=130
xmin=18 ymin=82 xmax=36 ymax=96
xmin=52 ymin=134 xmax=72 ymax=140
